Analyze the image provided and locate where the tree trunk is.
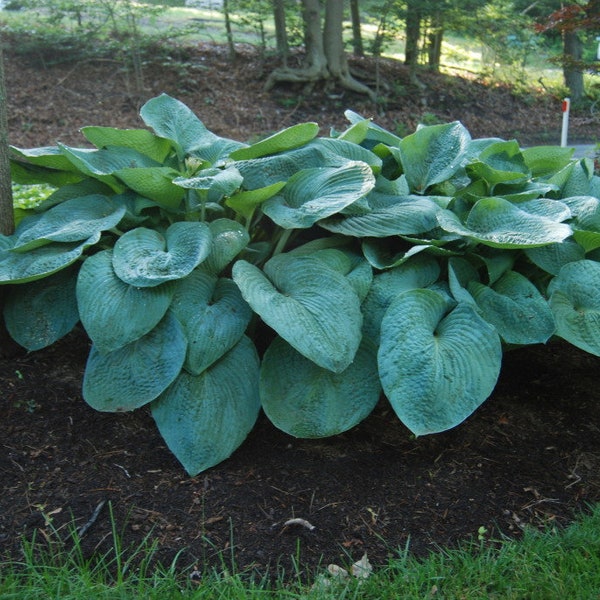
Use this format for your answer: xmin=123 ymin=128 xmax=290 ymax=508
xmin=272 ymin=0 xmax=289 ymax=66
xmin=563 ymin=29 xmax=583 ymax=102
xmin=404 ymin=1 xmax=423 ymax=86
xmin=427 ymin=14 xmax=444 ymax=72
xmin=0 ymin=44 xmax=13 ymax=237
xmin=349 ymin=0 xmax=364 ymax=57
xmin=223 ymin=0 xmax=236 ymax=60
xmin=265 ymin=0 xmax=375 ymax=101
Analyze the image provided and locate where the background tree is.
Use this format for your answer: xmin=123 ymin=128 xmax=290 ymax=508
xmin=266 ymin=0 xmax=376 ymax=100
xmin=0 ymin=43 xmax=13 ymax=237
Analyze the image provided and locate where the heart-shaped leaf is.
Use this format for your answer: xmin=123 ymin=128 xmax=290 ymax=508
xmin=395 ymin=121 xmax=471 ymax=193
xmin=437 ymin=197 xmax=572 ymax=248
xmin=469 ymin=271 xmax=556 ymax=345
xmin=114 ymin=167 xmax=184 ymax=209
xmin=232 ymin=254 xmax=362 ymax=372
xmin=3 ymin=266 xmax=79 ymax=350
xmin=262 ymin=161 xmax=375 ymax=229
xmin=76 ymin=249 xmax=173 ymax=353
xmin=83 ymin=312 xmax=187 ymax=411
xmin=378 ymin=289 xmax=502 ymax=435
xmin=548 ymin=260 xmax=600 ymax=356
xmin=260 ymin=336 xmax=381 ymax=438
xmin=151 ymin=336 xmax=260 ymax=476
xmin=170 ymin=270 xmax=252 ymax=374
xmin=202 ymin=218 xmax=250 ymax=274
xmin=112 ymin=222 xmax=212 ymax=287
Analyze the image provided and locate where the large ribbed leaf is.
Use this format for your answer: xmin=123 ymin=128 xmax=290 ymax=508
xmin=114 ymin=167 xmax=184 ymax=209
xmin=81 ymin=126 xmax=173 ymax=162
xmin=76 ymin=249 xmax=173 ymax=353
xmin=174 ymin=167 xmax=243 ymax=204
xmin=229 ymin=122 xmax=319 ymax=160
xmin=11 ymin=195 xmax=126 ymax=252
xmin=170 ymin=270 xmax=252 ymax=375
xmin=548 ymin=260 xmax=600 ymax=356
xmin=0 ymin=235 xmax=100 ymax=284
xmin=437 ymin=197 xmax=572 ymax=248
xmin=83 ymin=312 xmax=187 ymax=411
xmin=151 ymin=336 xmax=260 ymax=476
xmin=466 ymin=140 xmax=530 ymax=190
xmin=395 ymin=121 xmax=470 ymax=193
xmin=260 ymin=336 xmax=381 ymax=438
xmin=378 ymin=289 xmax=502 ymax=435
xmin=262 ymin=162 xmax=375 ymax=229
xmin=469 ymin=271 xmax=555 ymax=345
xmin=112 ymin=222 xmax=212 ymax=287
xmin=140 ymin=93 xmax=244 ymax=161
xmin=203 ymin=219 xmax=250 ymax=274
xmin=320 ymin=193 xmax=440 ymax=237
xmin=232 ymin=254 xmax=362 ymax=372
xmin=3 ymin=266 xmax=79 ymax=350
xmin=361 ymin=255 xmax=441 ymax=344
xmin=525 ymin=241 xmax=585 ymax=276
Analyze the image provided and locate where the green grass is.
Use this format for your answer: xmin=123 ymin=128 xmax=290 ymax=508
xmin=2 ymin=504 xmax=600 ymax=599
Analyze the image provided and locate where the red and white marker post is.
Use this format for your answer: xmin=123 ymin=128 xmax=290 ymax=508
xmin=561 ymin=97 xmax=570 ymax=147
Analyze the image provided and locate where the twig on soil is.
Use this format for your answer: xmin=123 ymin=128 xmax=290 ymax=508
xmin=77 ymin=499 xmax=106 ymax=538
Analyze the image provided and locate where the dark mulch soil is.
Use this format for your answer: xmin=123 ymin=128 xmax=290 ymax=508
xmin=2 ymin=42 xmax=600 ymax=581
xmin=1 ymin=330 xmax=600 ymax=580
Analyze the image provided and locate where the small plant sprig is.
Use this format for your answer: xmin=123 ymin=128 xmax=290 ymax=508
xmin=2 ymin=94 xmax=600 ymax=475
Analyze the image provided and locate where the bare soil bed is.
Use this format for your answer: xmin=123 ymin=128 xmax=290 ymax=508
xmin=2 ymin=43 xmax=600 ymax=581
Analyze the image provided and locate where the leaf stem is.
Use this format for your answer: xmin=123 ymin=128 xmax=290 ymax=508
xmin=272 ymin=228 xmax=293 ymax=256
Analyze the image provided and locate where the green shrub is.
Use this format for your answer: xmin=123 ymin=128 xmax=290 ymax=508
xmin=3 ymin=94 xmax=600 ymax=475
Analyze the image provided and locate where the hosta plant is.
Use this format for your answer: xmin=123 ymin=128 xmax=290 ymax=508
xmin=3 ymin=94 xmax=600 ymax=475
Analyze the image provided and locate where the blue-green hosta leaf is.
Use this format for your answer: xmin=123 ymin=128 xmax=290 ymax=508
xmin=548 ymin=260 xmax=600 ymax=356
xmin=114 ymin=167 xmax=184 ymax=209
xmin=466 ymin=140 xmax=530 ymax=190
xmin=344 ymin=110 xmax=403 ymax=146
xmin=228 ymin=122 xmax=319 ymax=160
xmin=234 ymin=139 xmax=369 ymax=190
xmin=289 ymin=246 xmax=373 ymax=302
xmin=525 ymin=241 xmax=585 ymax=276
xmin=151 ymin=336 xmax=261 ymax=476
xmin=83 ymin=312 xmax=187 ymax=411
xmin=11 ymin=145 xmax=81 ymax=172
xmin=320 ymin=193 xmax=440 ymax=237
xmin=112 ymin=222 xmax=212 ymax=287
xmin=36 ymin=179 xmax=114 ymax=211
xmin=314 ymin=138 xmax=383 ymax=172
xmin=378 ymin=289 xmax=502 ymax=435
xmin=362 ymin=255 xmax=441 ymax=344
xmin=174 ymin=166 xmax=243 ymax=205
xmin=447 ymin=257 xmax=478 ymax=307
xmin=3 ymin=266 xmax=79 ymax=350
xmin=469 ymin=271 xmax=555 ymax=345
xmin=76 ymin=250 xmax=173 ymax=353
xmin=395 ymin=121 xmax=471 ymax=193
xmin=361 ymin=237 xmax=457 ymax=271
xmin=437 ymin=197 xmax=572 ymax=248
xmin=81 ymin=126 xmax=173 ymax=162
xmin=262 ymin=162 xmax=375 ymax=229
xmin=0 ymin=235 xmax=100 ymax=284
xmin=548 ymin=160 xmax=593 ymax=198
xmin=260 ymin=336 xmax=381 ymax=438
xmin=11 ymin=195 xmax=126 ymax=252
xmin=232 ymin=255 xmax=362 ymax=372
xmin=140 ymin=93 xmax=244 ymax=161
xmin=202 ymin=218 xmax=250 ymax=274
xmin=170 ymin=271 xmax=252 ymax=375
xmin=521 ymin=146 xmax=574 ymax=177
xmin=59 ymin=145 xmax=161 ymax=191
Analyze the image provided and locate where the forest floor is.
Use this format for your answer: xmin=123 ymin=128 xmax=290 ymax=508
xmin=2 ymin=43 xmax=600 ymax=582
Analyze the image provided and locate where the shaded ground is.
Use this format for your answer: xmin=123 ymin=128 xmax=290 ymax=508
xmin=2 ymin=44 xmax=600 ymax=581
